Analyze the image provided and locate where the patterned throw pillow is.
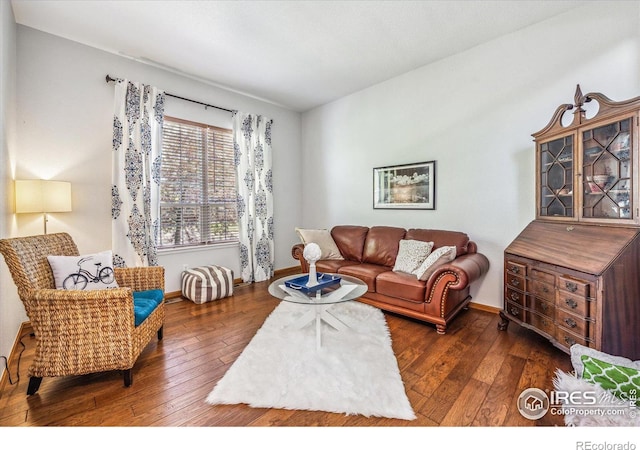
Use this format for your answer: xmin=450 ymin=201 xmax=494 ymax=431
xmin=570 ymin=344 xmax=640 ymax=377
xmin=412 ymin=245 xmax=457 ymax=281
xmin=295 ymin=228 xmax=344 ymax=260
xmin=47 ymin=250 xmax=119 ymax=290
xmin=570 ymin=344 xmax=640 ymax=408
xmin=581 ymin=355 xmax=640 ymax=406
xmin=392 ymin=239 xmax=434 ymax=274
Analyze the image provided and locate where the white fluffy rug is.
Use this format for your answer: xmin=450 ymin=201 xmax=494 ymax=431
xmin=206 ymin=300 xmax=416 ymax=420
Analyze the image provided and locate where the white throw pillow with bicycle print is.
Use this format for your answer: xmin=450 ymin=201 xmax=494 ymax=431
xmin=47 ymin=250 xmax=119 ymax=290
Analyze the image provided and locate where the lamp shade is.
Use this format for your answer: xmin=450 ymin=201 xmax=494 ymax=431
xmin=15 ymin=180 xmax=72 ymax=213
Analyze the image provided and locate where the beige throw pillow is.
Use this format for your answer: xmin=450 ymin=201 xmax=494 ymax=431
xmin=295 ymin=228 xmax=344 ymax=260
xmin=412 ymin=245 xmax=457 ymax=281
xmin=393 ymin=239 xmax=434 ymax=274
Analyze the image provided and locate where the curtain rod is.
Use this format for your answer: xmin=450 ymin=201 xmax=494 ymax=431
xmin=105 ymin=75 xmax=235 ymax=114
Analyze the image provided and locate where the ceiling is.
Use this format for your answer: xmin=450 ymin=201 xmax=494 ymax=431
xmin=11 ymin=0 xmax=588 ymax=112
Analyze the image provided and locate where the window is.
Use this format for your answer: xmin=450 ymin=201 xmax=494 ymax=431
xmin=159 ymin=116 xmax=238 ymax=248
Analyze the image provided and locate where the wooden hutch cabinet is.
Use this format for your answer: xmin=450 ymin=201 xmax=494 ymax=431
xmin=499 ymin=86 xmax=640 ymax=360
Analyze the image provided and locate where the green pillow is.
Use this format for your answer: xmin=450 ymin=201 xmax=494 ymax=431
xmin=581 ymin=355 xmax=639 ymax=406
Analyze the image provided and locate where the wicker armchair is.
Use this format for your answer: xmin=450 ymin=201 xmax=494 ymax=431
xmin=0 ymin=233 xmax=165 ymax=395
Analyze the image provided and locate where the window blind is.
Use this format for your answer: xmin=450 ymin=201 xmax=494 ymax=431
xmin=159 ymin=116 xmax=238 ymax=248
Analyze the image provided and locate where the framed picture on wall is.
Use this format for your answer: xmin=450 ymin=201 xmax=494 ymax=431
xmin=373 ymin=161 xmax=436 ymax=210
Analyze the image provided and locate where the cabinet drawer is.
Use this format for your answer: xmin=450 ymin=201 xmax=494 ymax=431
xmin=505 ymin=261 xmax=526 ymax=277
xmin=530 ymin=268 xmax=555 ymax=284
xmin=505 ymin=300 xmax=525 ymax=321
xmin=505 ymin=287 xmax=525 ymax=305
xmin=556 ymin=326 xmax=589 ymax=350
xmin=505 ymin=273 xmax=525 ymax=290
xmin=529 ymin=312 xmax=555 ymax=336
xmin=557 ymin=291 xmax=589 ymax=317
xmin=530 ymin=280 xmax=555 ymax=301
xmin=558 ymin=276 xmax=589 ymax=297
xmin=529 ymin=296 xmax=555 ymax=318
xmin=556 ymin=309 xmax=589 ymax=337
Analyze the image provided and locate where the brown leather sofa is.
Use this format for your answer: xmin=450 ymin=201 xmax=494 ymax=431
xmin=291 ymin=225 xmax=490 ymax=334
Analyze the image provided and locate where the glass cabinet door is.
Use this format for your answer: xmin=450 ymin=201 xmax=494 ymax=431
xmin=539 ymin=136 xmax=574 ymax=217
xmin=582 ymin=118 xmax=632 ymax=220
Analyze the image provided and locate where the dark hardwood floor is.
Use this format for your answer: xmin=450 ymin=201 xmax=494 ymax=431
xmin=0 ymin=277 xmax=572 ymax=427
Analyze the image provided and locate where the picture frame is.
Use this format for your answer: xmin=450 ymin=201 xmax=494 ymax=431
xmin=373 ymin=161 xmax=436 ymax=210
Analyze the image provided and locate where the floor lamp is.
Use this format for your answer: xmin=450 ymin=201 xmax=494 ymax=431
xmin=15 ymin=180 xmax=72 ymax=234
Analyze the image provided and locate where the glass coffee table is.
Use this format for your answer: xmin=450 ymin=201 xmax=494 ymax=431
xmin=268 ymin=273 xmax=368 ymax=350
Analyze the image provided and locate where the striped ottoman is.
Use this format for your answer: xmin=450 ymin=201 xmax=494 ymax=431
xmin=181 ymin=265 xmax=234 ymax=304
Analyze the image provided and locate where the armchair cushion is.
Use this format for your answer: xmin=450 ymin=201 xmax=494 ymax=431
xmin=133 ymin=297 xmax=159 ymax=327
xmin=133 ymin=289 xmax=165 ymax=307
xmin=133 ymin=289 xmax=165 ymax=326
xmin=47 ymin=250 xmax=119 ymax=290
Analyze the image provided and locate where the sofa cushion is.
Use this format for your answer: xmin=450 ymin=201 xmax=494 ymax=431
xmin=393 ymin=239 xmax=434 ymax=274
xmin=295 ymin=228 xmax=344 ymax=260
xmin=362 ymin=226 xmax=407 ymax=267
xmin=413 ymin=245 xmax=457 ymax=281
xmin=316 ymin=259 xmax=360 ymax=274
xmin=337 ymin=263 xmax=391 ymax=292
xmin=405 ymin=229 xmax=469 ymax=256
xmin=376 ymin=271 xmax=426 ymax=302
xmin=331 ymin=225 xmax=370 ymax=262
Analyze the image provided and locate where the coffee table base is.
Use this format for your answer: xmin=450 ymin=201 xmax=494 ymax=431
xmin=288 ymin=305 xmax=350 ymax=350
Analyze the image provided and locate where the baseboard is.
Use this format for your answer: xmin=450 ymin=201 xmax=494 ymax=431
xmin=273 ymin=266 xmax=302 ymax=277
xmin=165 ymin=290 xmax=183 ymax=300
xmin=0 ymin=321 xmax=33 ymax=394
xmin=468 ymin=302 xmax=501 ymax=314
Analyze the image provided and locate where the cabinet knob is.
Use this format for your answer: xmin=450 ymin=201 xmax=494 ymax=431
xmin=510 ymin=307 xmax=519 ymax=316
xmin=565 ymin=298 xmax=578 ymax=309
xmin=565 ymin=282 xmax=578 ymax=293
xmin=541 ymin=302 xmax=548 ymax=312
xmin=564 ymin=317 xmax=578 ymax=328
xmin=510 ymin=266 xmax=520 ymax=274
xmin=510 ymin=279 xmax=520 ymax=287
xmin=510 ymin=293 xmax=519 ymax=302
xmin=564 ymin=336 xmax=577 ymax=346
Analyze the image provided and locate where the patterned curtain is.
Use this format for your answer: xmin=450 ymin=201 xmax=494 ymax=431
xmin=234 ymin=112 xmax=274 ymax=282
xmin=112 ymin=79 xmax=165 ymax=267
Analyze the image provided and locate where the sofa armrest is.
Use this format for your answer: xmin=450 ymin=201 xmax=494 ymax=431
xmin=292 ymin=243 xmax=309 ymax=272
xmin=425 ymin=252 xmax=490 ymax=300
xmin=444 ymin=252 xmax=490 ymax=289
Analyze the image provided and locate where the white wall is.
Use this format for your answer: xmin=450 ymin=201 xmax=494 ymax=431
xmin=0 ymin=0 xmax=21 ymax=374
xmin=301 ymin=1 xmax=640 ymax=309
xmin=14 ymin=26 xmax=302 ymax=295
